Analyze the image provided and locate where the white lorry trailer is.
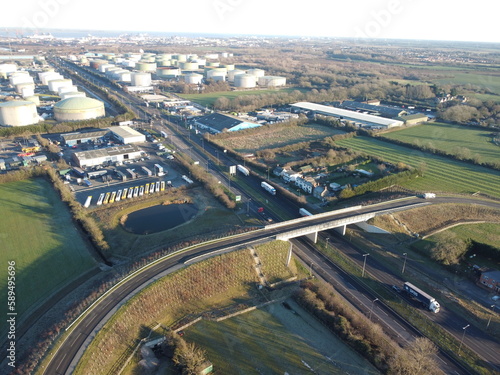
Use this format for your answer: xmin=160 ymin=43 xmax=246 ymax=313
xmin=403 ymin=282 xmax=440 ymax=313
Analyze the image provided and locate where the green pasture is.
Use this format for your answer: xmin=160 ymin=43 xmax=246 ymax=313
xmin=433 ymin=71 xmax=500 ymax=96
xmin=381 ymin=122 xmax=499 ymax=165
xmin=179 ymin=87 xmax=299 ymax=107
xmin=186 ymin=303 xmax=379 ymax=375
xmin=0 ymin=179 xmax=96 ymax=329
xmin=334 ymin=137 xmax=500 ymax=198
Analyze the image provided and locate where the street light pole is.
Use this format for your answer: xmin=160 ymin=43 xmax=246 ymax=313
xmin=458 ymin=324 xmax=470 ymax=356
xmin=309 ymin=262 xmax=313 ymax=277
xmin=486 ymin=305 xmax=496 ymax=329
xmin=402 ymin=252 xmax=408 ymax=274
xmin=326 ymin=238 xmax=330 ymax=248
xmin=369 ymin=298 xmax=379 ymax=320
xmin=362 ymin=253 xmax=370 ymax=277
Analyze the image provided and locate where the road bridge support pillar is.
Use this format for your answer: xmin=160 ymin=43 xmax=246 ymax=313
xmin=334 ymin=225 xmax=346 ymax=236
xmin=306 ymin=231 xmax=318 ymax=243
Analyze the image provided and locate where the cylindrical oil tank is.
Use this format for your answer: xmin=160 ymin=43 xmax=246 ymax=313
xmin=99 ymin=64 xmax=114 ymax=73
xmin=54 ymin=97 xmax=105 ymax=121
xmin=184 ymin=73 xmax=203 ymax=85
xmin=234 ymin=74 xmax=256 ymax=88
xmin=179 ymin=62 xmax=199 ymax=71
xmin=60 ymin=91 xmax=86 ymax=100
xmin=175 ymin=54 xmax=187 ymax=62
xmin=0 ymin=101 xmax=39 ymax=126
xmin=157 ymin=59 xmax=172 ymax=67
xmin=10 ymin=73 xmax=33 ymax=86
xmin=43 ymin=73 xmax=64 ymax=86
xmin=58 ymin=85 xmax=78 ymax=95
xmin=258 ymin=76 xmax=287 ymax=87
xmin=0 ymin=64 xmax=17 ymax=76
xmin=142 ymin=56 xmax=156 ymax=63
xmin=131 ymin=72 xmax=152 ymax=86
xmin=247 ymin=68 xmax=265 ymax=78
xmin=15 ymin=82 xmax=35 ymax=95
xmin=116 ymin=71 xmax=132 ymax=82
xmin=206 ymin=61 xmax=220 ymax=67
xmin=37 ymin=70 xmax=54 ymax=82
xmin=156 ymin=67 xmax=180 ymax=78
xmin=228 ymin=69 xmax=245 ymax=82
xmin=121 ymin=60 xmax=137 ymax=68
xmin=193 ymin=58 xmax=206 ymax=67
xmin=207 ymin=71 xmax=226 ymax=81
xmin=157 ymin=54 xmax=172 ymax=60
xmin=221 ymin=64 xmax=235 ymax=71
xmin=24 ymin=96 xmax=40 ymax=106
xmin=206 ymin=67 xmax=227 ymax=79
xmin=49 ymin=79 xmax=73 ymax=93
xmin=105 ymin=67 xmax=121 ymax=77
xmin=135 ymin=62 xmax=157 ymax=72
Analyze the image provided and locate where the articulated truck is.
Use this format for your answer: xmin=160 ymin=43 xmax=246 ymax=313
xmin=261 ymin=181 xmax=276 ymax=195
xmin=403 ymin=282 xmax=440 ymax=313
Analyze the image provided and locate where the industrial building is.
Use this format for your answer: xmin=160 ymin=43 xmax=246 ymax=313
xmin=108 ymin=126 xmax=146 ymax=144
xmin=0 ymin=101 xmax=39 ymax=127
xmin=194 ymin=113 xmax=260 ymax=133
xmin=61 ymin=130 xmax=109 ymax=146
xmin=339 ymin=100 xmax=406 ymax=118
xmin=291 ymin=102 xmax=404 ymax=129
xmin=398 ymin=113 xmax=429 ymax=125
xmin=72 ymin=144 xmax=143 ymax=167
xmin=54 ymin=97 xmax=105 ymax=122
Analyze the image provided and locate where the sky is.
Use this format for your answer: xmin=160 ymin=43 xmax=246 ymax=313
xmin=4 ymin=0 xmax=499 ymax=43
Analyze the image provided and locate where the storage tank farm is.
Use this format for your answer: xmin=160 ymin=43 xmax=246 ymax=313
xmin=179 ymin=62 xmax=199 ymax=71
xmin=206 ymin=67 xmax=227 ymax=81
xmin=53 ymin=97 xmax=105 ymax=122
xmin=135 ymin=61 xmax=157 ymax=72
xmin=0 ymin=101 xmax=39 ymax=127
xmin=234 ymin=74 xmax=257 ymax=88
xmin=9 ymin=72 xmax=33 ymax=86
xmin=15 ymin=82 xmax=35 ymax=96
xmin=131 ymin=72 xmax=152 ymax=86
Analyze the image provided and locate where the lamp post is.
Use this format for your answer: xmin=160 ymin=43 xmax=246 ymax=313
xmin=362 ymin=253 xmax=370 ymax=277
xmin=486 ymin=305 xmax=496 ymax=329
xmin=309 ymin=262 xmax=313 ymax=277
xmin=458 ymin=324 xmax=470 ymax=356
xmin=402 ymin=253 xmax=408 ymax=274
xmin=326 ymin=237 xmax=330 ymax=248
xmin=215 ymin=150 xmax=219 ymax=165
xmin=369 ymin=298 xmax=379 ymax=320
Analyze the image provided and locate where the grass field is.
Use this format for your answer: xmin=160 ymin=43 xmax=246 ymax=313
xmin=186 ymin=301 xmax=380 ymax=375
xmin=0 ymin=179 xmax=96 ymax=330
xmin=334 ymin=136 xmax=500 ymax=197
xmin=381 ymin=122 xmax=499 ymax=165
xmin=214 ymin=123 xmax=345 ymax=154
xmin=179 ymin=87 xmax=300 ymax=107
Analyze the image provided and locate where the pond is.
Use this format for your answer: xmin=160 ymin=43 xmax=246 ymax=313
xmin=123 ymin=204 xmax=198 ymax=235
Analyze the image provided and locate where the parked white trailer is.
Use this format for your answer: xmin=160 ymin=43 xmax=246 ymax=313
xmin=403 ymin=282 xmax=440 ymax=313
xmin=299 ymin=208 xmax=313 ymax=217
xmin=96 ymin=193 xmax=105 ymax=206
xmin=141 ymin=166 xmax=152 ymax=177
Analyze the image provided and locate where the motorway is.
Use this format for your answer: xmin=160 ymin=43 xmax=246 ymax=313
xmin=43 ymin=197 xmax=500 ymax=375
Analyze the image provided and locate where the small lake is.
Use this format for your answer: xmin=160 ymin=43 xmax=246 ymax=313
xmin=123 ymin=204 xmax=198 ymax=235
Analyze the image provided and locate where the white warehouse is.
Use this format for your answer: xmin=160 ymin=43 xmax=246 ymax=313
xmin=108 ymin=126 xmax=146 ymax=144
xmin=72 ymin=144 xmax=143 ymax=168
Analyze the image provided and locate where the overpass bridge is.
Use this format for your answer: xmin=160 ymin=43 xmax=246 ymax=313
xmin=265 ymin=200 xmax=429 ymax=242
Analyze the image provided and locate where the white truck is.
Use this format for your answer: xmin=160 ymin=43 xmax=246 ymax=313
xmin=423 ymin=193 xmax=436 ymax=199
xmin=237 ymin=164 xmax=250 ymax=176
xmin=403 ymin=282 xmax=440 ymax=313
xmin=261 ymin=181 xmax=276 ymax=195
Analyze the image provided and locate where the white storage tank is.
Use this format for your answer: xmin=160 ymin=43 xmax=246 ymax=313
xmin=0 ymin=64 xmax=17 ymax=79
xmin=175 ymin=54 xmax=187 ymax=62
xmin=228 ymin=69 xmax=245 ymax=82
xmin=234 ymin=74 xmax=256 ymax=88
xmin=247 ymin=68 xmax=265 ymax=78
xmin=9 ymin=72 xmax=33 ymax=86
xmin=99 ymin=64 xmax=114 ymax=73
xmin=37 ymin=69 xmax=54 ymax=82
xmin=0 ymin=101 xmax=39 ymax=127
xmin=116 ymin=71 xmax=132 ymax=82
xmin=221 ymin=64 xmax=235 ymax=71
xmin=157 ymin=59 xmax=172 ymax=67
xmin=42 ymin=73 xmax=63 ymax=85
xmin=24 ymin=96 xmax=40 ymax=106
xmin=49 ymin=79 xmax=73 ymax=93
xmin=258 ymin=76 xmax=287 ymax=87
xmin=60 ymin=91 xmax=86 ymax=100
xmin=156 ymin=67 xmax=180 ymax=78
xmin=180 ymin=62 xmax=199 ymax=71
xmin=135 ymin=62 xmax=157 ymax=72
xmin=54 ymin=97 xmax=105 ymax=121
xmin=206 ymin=68 xmax=227 ymax=80
xmin=58 ymin=85 xmax=78 ymax=95
xmin=131 ymin=72 xmax=152 ymax=86
xmin=14 ymin=82 xmax=35 ymax=95
xmin=206 ymin=61 xmax=220 ymax=67
xmin=193 ymin=58 xmax=206 ymax=67
xmin=184 ymin=73 xmax=203 ymax=85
